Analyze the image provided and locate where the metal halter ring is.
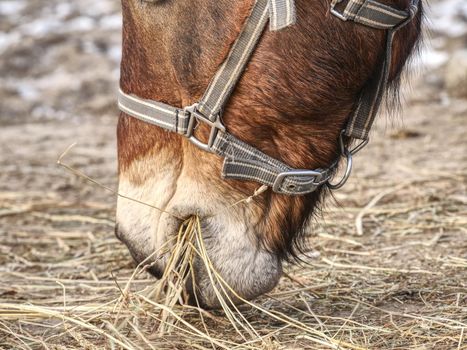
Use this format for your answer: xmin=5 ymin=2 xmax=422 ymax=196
xmin=327 ymin=130 xmax=356 ymax=190
xmin=327 ymin=149 xmax=353 ymax=190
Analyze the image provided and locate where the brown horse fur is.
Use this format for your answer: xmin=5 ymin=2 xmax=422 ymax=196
xmin=117 ymin=0 xmax=423 ymax=261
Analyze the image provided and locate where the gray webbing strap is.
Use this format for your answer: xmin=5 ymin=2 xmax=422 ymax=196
xmin=118 ymin=89 xmax=190 ymax=135
xmin=332 ymin=0 xmax=419 ymax=140
xmin=198 ymin=0 xmax=296 ymax=121
xmin=343 ymin=0 xmax=409 ymax=29
xmin=212 ymin=133 xmax=331 ymax=195
xmin=118 ymin=0 xmax=325 ymax=195
xmin=344 ymin=30 xmax=393 ymax=140
xmin=269 ymin=0 xmax=296 ymax=31
xmin=118 ymin=87 xmax=333 ymax=194
xmin=197 ymin=0 xmax=270 ymax=121
xmin=118 ymin=0 xmax=420 ymax=195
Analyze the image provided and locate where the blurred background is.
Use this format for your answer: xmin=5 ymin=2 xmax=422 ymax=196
xmin=0 ymin=0 xmax=466 ymax=196
xmin=0 ymin=0 xmax=466 ymax=349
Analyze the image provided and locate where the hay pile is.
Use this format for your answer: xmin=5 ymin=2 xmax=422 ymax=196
xmin=0 ymin=144 xmax=465 ymax=349
xmin=1 ymin=0 xmax=466 ymax=347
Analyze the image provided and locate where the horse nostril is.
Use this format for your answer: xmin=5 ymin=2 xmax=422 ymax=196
xmin=114 ymin=224 xmax=123 ymax=242
xmin=114 ymin=224 xmax=152 ymax=268
xmin=145 ymin=265 xmax=163 ymax=279
xmin=184 ymin=280 xmax=210 ymax=309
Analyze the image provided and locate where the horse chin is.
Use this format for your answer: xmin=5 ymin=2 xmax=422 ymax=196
xmin=182 ymin=215 xmax=283 ymax=309
xmin=115 ymin=170 xmax=284 ymax=309
xmin=115 ymin=215 xmax=283 ymax=309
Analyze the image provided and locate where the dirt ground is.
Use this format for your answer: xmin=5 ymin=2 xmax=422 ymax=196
xmin=0 ymin=1 xmax=466 ymax=349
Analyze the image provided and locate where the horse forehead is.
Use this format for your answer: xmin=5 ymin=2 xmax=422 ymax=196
xmin=167 ymin=0 xmax=257 ymax=98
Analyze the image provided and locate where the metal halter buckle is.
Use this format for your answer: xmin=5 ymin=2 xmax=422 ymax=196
xmin=327 ymin=131 xmax=369 ymax=190
xmin=330 ymin=0 xmax=347 ymax=21
xmin=273 ymin=170 xmax=324 ymax=193
xmin=184 ymin=103 xmax=226 ymax=153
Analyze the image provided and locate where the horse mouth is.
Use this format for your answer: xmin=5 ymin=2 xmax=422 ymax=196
xmin=144 ymin=264 xmax=164 ymax=279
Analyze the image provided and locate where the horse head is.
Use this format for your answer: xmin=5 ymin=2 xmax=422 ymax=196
xmin=115 ymin=0 xmax=422 ymax=308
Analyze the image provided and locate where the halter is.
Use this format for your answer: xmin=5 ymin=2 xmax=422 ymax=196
xmin=118 ymin=0 xmax=419 ymax=195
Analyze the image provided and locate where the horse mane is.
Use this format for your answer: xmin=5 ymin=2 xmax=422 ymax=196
xmin=385 ymin=2 xmax=424 ymax=113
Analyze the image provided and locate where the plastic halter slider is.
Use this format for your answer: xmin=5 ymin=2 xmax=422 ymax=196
xmin=184 ymin=103 xmax=226 ymax=153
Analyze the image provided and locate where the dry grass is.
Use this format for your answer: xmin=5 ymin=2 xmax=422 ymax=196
xmin=1 ymin=0 xmax=466 ymax=347
xmin=0 ymin=143 xmax=466 ymax=349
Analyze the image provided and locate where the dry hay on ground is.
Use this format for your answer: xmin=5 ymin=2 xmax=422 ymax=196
xmin=0 ymin=0 xmax=466 ymax=348
xmin=0 ymin=161 xmax=465 ymax=350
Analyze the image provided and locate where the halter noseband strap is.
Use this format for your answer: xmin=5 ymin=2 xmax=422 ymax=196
xmin=118 ymin=0 xmax=419 ymax=195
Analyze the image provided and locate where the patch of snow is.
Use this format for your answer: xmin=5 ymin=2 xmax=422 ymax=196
xmin=100 ymin=15 xmax=122 ymax=30
xmin=0 ymin=1 xmax=27 ymax=16
xmin=418 ymin=0 xmax=467 ymax=70
xmin=80 ymin=0 xmax=116 ymax=17
xmin=68 ymin=16 xmax=96 ymax=32
xmin=19 ymin=18 xmax=64 ymax=37
xmin=0 ymin=32 xmax=21 ymax=54
xmin=31 ymin=105 xmax=70 ymax=120
xmin=108 ymin=45 xmax=122 ymax=63
xmin=418 ymin=46 xmax=449 ymax=69
xmin=5 ymin=68 xmax=82 ymax=103
xmin=54 ymin=3 xmax=74 ymax=19
xmin=15 ymin=84 xmax=40 ymax=101
xmin=428 ymin=0 xmax=467 ymax=37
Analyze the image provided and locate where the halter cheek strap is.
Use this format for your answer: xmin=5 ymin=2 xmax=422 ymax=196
xmin=331 ymin=0 xmax=420 ymax=141
xmin=118 ymin=0 xmax=420 ymax=195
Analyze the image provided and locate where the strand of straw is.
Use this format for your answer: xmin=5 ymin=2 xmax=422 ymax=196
xmin=57 ymin=143 xmax=268 ymax=220
xmin=191 ymin=216 xmax=366 ymax=350
xmin=56 ymin=143 xmax=353 ymax=349
xmin=57 ymin=143 xmax=183 ymax=220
